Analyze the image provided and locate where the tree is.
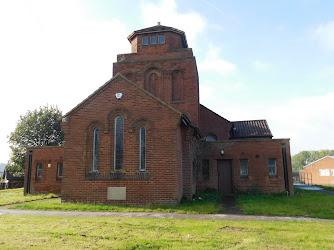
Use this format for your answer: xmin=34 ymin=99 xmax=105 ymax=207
xmin=7 ymin=105 xmax=64 ymax=176
xmin=292 ymin=149 xmax=334 ymax=172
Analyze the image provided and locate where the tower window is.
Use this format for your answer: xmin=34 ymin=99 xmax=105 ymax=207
xmin=150 ymin=35 xmax=157 ymax=45
xmin=142 ymin=36 xmax=148 ymax=45
xmin=158 ymin=35 xmax=165 ymax=44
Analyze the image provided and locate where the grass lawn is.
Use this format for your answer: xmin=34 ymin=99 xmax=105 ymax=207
xmin=0 ymin=188 xmax=57 ymax=206
xmin=237 ymin=188 xmax=334 ymax=219
xmin=0 ymin=215 xmax=333 ymax=249
xmin=11 ymin=198 xmax=223 ymax=214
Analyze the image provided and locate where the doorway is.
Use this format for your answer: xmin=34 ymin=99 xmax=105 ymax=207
xmin=217 ymin=160 xmax=233 ymax=195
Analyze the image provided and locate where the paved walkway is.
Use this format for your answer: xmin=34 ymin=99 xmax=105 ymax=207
xmin=294 ymin=183 xmax=334 ymax=196
xmin=0 ymin=208 xmax=333 ymax=222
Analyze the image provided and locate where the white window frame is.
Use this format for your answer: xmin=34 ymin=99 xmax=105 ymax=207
xmin=332 ymin=169 xmax=334 ymax=176
xmin=268 ymin=158 xmax=277 ymax=176
xmin=319 ymin=169 xmax=330 ymax=176
xmin=158 ymin=35 xmax=165 ymax=44
xmin=240 ymin=159 xmax=248 ymax=176
xmin=142 ymin=36 xmax=148 ymax=45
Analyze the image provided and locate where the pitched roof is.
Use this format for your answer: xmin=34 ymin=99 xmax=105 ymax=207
xmin=127 ymin=24 xmax=188 ymax=48
xmin=63 ymin=73 xmax=183 ymax=118
xmin=303 ymin=156 xmax=334 ymax=169
xmin=230 ymin=120 xmax=273 ymax=139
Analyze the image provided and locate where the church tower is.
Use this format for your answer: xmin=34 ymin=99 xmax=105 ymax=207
xmin=113 ymin=24 xmax=200 ymax=126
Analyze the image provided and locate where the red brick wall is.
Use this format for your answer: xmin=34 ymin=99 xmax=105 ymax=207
xmin=114 ymin=31 xmax=199 ymax=127
xmin=60 ymin=75 xmax=185 ymax=205
xmin=300 ymin=157 xmax=334 ymax=186
xmin=199 ymin=105 xmax=232 ymax=140
xmin=196 ymin=139 xmax=294 ymax=195
xmin=24 ymin=146 xmax=64 ymax=195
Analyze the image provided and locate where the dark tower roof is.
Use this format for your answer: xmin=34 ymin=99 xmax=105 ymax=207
xmin=127 ymin=24 xmax=188 ymax=48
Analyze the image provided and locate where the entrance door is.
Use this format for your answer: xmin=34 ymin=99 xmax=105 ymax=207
xmin=217 ymin=160 xmax=233 ymax=195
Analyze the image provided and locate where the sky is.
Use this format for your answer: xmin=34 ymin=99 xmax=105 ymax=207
xmin=0 ymin=0 xmax=334 ymax=163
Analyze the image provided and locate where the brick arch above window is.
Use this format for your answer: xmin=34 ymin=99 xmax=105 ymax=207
xmin=130 ymin=117 xmax=154 ymax=131
xmin=86 ymin=120 xmax=107 ymax=133
xmin=144 ymin=67 xmax=162 ymax=97
xmin=125 ymin=72 xmax=135 ymax=82
xmin=106 ymin=107 xmax=131 ymax=132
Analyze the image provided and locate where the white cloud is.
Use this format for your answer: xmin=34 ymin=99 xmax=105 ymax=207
xmin=252 ymin=60 xmax=273 ymax=72
xmin=198 ymin=45 xmax=236 ymax=75
xmin=141 ymin=0 xmax=205 ymax=47
xmin=204 ymin=92 xmax=334 ymax=155
xmin=267 ymin=93 xmax=334 ymax=154
xmin=0 ymin=0 xmax=129 ymax=163
xmin=311 ymin=21 xmax=334 ymax=52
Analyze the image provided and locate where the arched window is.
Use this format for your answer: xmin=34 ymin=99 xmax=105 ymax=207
xmin=114 ymin=116 xmax=124 ymax=171
xmin=139 ymin=126 xmax=146 ymax=171
xmin=172 ymin=70 xmax=182 ymax=102
xmin=92 ymin=128 xmax=99 ymax=171
xmin=206 ymin=133 xmax=217 ymax=142
xmin=148 ymin=73 xmax=157 ymax=95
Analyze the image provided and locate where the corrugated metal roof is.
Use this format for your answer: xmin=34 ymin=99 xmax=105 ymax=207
xmin=230 ymin=120 xmax=273 ymax=139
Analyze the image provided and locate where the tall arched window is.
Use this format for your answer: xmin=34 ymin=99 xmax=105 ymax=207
xmin=114 ymin=116 xmax=124 ymax=171
xmin=148 ymin=73 xmax=157 ymax=96
xmin=139 ymin=126 xmax=146 ymax=171
xmin=172 ymin=70 xmax=182 ymax=102
xmin=92 ymin=128 xmax=99 ymax=171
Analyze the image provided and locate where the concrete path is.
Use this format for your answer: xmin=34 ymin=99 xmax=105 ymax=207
xmin=294 ymin=183 xmax=334 ymax=196
xmin=0 ymin=208 xmax=333 ymax=222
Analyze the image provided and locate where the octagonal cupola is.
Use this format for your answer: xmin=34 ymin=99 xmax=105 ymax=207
xmin=127 ymin=23 xmax=188 ymax=54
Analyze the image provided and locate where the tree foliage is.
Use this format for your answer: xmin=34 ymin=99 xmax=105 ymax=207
xmin=7 ymin=105 xmax=64 ymax=176
xmin=292 ymin=149 xmax=334 ymax=172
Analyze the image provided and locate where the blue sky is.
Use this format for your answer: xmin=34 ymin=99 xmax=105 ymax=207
xmin=0 ymin=0 xmax=333 ymax=163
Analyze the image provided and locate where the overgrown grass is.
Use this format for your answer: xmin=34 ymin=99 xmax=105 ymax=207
xmin=0 ymin=188 xmax=57 ymax=206
xmin=11 ymin=198 xmax=223 ymax=214
xmin=0 ymin=215 xmax=333 ymax=249
xmin=237 ymin=188 xmax=334 ymax=219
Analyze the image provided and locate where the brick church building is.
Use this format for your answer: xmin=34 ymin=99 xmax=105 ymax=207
xmin=24 ymin=24 xmax=293 ymax=205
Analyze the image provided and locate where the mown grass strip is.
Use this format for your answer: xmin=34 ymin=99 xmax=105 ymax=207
xmin=0 ymin=215 xmax=333 ymax=249
xmin=11 ymin=198 xmax=224 ymax=214
xmin=0 ymin=188 xmax=57 ymax=206
xmin=237 ymin=188 xmax=334 ymax=219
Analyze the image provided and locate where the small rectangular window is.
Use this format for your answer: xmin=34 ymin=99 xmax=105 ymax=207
xmin=240 ymin=159 xmax=248 ymax=176
xmin=332 ymin=169 xmax=334 ymax=176
xmin=150 ymin=35 xmax=157 ymax=45
xmin=319 ymin=169 xmax=330 ymax=176
xmin=158 ymin=35 xmax=165 ymax=44
xmin=268 ymin=158 xmax=277 ymax=175
xmin=142 ymin=36 xmax=148 ymax=45
xmin=202 ymin=159 xmax=210 ymax=180
xmin=36 ymin=163 xmax=43 ymax=178
xmin=57 ymin=163 xmax=63 ymax=178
